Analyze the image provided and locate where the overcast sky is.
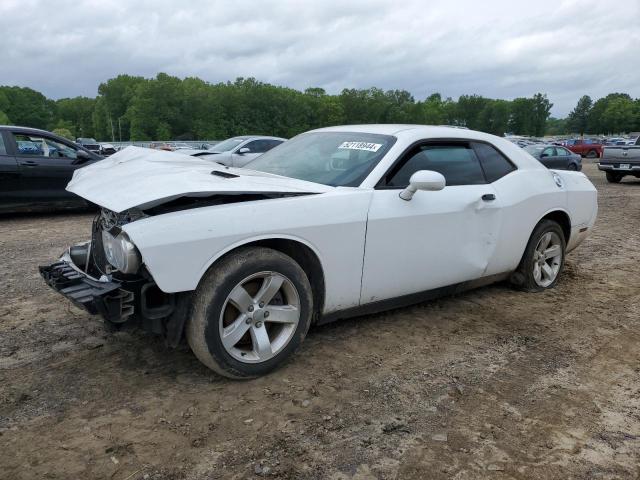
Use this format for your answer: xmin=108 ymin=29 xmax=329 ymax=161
xmin=1 ymin=0 xmax=638 ymax=116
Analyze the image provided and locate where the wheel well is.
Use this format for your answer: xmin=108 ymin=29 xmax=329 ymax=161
xmin=217 ymin=239 xmax=326 ymax=322
xmin=541 ymin=210 xmax=571 ymax=243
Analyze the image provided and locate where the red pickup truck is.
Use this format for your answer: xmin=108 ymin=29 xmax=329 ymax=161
xmin=564 ymin=139 xmax=603 ymax=158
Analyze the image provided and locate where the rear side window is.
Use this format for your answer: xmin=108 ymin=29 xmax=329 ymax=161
xmin=386 ymin=143 xmax=486 ymax=187
xmin=472 ymin=142 xmax=516 ymax=182
xmin=0 ymin=133 xmax=6 ymax=155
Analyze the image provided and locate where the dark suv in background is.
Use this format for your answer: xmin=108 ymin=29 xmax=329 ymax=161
xmin=0 ymin=126 xmax=103 ymax=212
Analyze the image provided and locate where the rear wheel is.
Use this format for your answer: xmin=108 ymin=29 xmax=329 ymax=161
xmin=567 ymin=163 xmax=578 ymax=171
xmin=512 ymin=220 xmax=566 ymax=292
xmin=606 ymin=171 xmax=622 ymax=183
xmin=186 ymin=247 xmax=313 ymax=378
xmin=586 ymin=149 xmax=599 ymax=159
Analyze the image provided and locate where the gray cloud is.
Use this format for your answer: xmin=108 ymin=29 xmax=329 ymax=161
xmin=0 ymin=0 xmax=638 ymax=115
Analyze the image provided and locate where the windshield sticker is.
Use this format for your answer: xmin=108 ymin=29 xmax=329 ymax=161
xmin=338 ymin=141 xmax=382 ymax=152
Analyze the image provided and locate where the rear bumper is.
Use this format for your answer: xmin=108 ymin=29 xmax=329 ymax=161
xmin=39 ymin=251 xmax=135 ymax=323
xmin=598 ymin=163 xmax=640 ymax=172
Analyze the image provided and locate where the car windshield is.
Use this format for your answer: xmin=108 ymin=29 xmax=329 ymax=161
xmin=210 ymin=137 xmax=246 ymax=153
xmin=245 ymin=132 xmax=395 ymax=187
xmin=524 ymin=145 xmax=544 ymax=156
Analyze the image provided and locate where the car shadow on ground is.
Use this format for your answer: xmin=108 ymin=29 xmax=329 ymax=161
xmin=102 ymin=280 xmax=516 ymax=382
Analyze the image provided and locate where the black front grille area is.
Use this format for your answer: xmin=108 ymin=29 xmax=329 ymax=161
xmin=89 ymin=215 xmax=110 ymax=278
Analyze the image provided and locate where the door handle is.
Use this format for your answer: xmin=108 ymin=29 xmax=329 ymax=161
xmin=21 ymin=160 xmax=38 ymax=167
xmin=481 ymin=193 xmax=496 ymax=201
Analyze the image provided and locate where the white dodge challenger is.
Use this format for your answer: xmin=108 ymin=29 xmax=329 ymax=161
xmin=40 ymin=125 xmax=598 ymax=378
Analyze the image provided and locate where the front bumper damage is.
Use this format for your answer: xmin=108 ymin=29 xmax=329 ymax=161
xmin=39 ymin=249 xmax=135 ymax=324
xmin=40 ymin=243 xmax=189 ymax=346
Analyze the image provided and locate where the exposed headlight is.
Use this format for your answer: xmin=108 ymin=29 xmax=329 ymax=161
xmin=101 ymin=229 xmax=141 ymax=274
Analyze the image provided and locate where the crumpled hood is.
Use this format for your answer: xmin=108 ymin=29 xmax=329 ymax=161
xmin=67 ymin=146 xmax=333 ymax=212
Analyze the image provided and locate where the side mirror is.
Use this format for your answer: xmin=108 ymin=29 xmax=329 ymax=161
xmin=399 ymin=170 xmax=446 ymax=201
xmin=540 ymin=153 xmax=549 ymax=158
xmin=238 ymin=147 xmax=250 ymax=154
xmin=76 ymin=149 xmax=90 ymax=159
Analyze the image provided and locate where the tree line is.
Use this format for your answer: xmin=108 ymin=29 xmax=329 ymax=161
xmin=0 ymin=73 xmax=638 ymax=141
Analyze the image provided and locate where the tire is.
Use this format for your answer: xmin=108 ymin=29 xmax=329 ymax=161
xmin=606 ymin=171 xmax=622 ymax=183
xmin=567 ymin=163 xmax=578 ymax=171
xmin=186 ymin=247 xmax=313 ymax=379
xmin=511 ymin=219 xmax=566 ymax=292
xmin=586 ymin=150 xmax=599 ymax=159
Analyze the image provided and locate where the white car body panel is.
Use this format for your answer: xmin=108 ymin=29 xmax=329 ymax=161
xmin=361 ymin=184 xmax=501 ymax=303
xmin=122 ymin=189 xmax=371 ymax=311
xmin=65 ymin=125 xmax=598 ymax=316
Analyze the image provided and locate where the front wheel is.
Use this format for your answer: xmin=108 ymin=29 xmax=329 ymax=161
xmin=512 ymin=220 xmax=566 ymax=292
xmin=186 ymin=247 xmax=313 ymax=379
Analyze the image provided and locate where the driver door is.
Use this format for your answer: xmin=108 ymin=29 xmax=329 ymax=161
xmin=12 ymin=132 xmax=90 ymax=202
xmin=360 ymin=141 xmax=503 ymax=304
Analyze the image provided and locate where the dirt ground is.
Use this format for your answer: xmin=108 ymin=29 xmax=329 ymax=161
xmin=0 ymin=163 xmax=639 ymax=480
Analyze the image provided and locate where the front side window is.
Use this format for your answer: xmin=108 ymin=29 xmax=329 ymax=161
xmin=247 ymin=132 xmax=395 ymax=187
xmin=243 ymin=140 xmax=269 ymax=154
xmin=14 ymin=134 xmax=77 ymax=159
xmin=385 ymin=143 xmax=486 ymax=188
xmin=472 ymin=142 xmax=516 ymax=182
xmin=542 ymin=147 xmax=555 ymax=157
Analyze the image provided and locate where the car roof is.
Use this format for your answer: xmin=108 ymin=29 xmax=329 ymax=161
xmin=309 ymin=124 xmax=497 ymax=141
xmin=232 ymin=135 xmax=286 ymax=141
xmin=0 ymin=125 xmax=58 ymax=136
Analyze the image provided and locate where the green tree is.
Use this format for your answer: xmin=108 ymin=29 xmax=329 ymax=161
xmin=52 ymin=127 xmax=74 ymax=140
xmin=457 ymin=95 xmax=490 ymax=130
xmin=0 ymin=86 xmax=56 ymax=129
xmin=602 ymin=97 xmax=636 ymax=134
xmin=97 ymin=75 xmax=145 ymax=141
xmin=509 ymin=97 xmax=534 ymax=135
xmin=566 ymin=95 xmax=592 ymax=135
xmin=546 ymin=117 xmax=568 ymax=135
xmin=56 ymin=98 xmax=96 ymax=138
xmin=478 ymin=100 xmax=511 ymax=136
xmin=531 ymin=93 xmax=553 ymax=137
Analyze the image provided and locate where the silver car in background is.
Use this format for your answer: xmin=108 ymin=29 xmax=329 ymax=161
xmin=198 ymin=135 xmax=286 ymax=167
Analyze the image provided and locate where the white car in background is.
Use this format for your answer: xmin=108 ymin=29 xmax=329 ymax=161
xmin=197 ymin=135 xmax=286 ymax=167
xmin=40 ymin=125 xmax=597 ymax=378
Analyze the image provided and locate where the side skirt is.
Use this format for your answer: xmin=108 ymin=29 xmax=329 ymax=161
xmin=317 ymin=272 xmax=511 ymax=326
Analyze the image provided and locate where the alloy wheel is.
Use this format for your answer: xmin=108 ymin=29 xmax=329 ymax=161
xmin=532 ymin=231 xmax=562 ymax=288
xmin=219 ymin=272 xmax=300 ymax=363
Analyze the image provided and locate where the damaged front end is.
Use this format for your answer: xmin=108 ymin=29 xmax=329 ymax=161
xmin=40 ymin=208 xmax=189 ymax=346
